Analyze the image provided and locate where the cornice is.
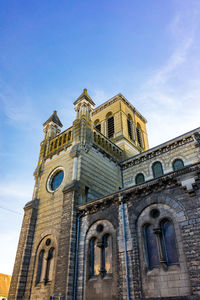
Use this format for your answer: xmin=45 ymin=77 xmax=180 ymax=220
xmin=121 ymin=135 xmax=194 ymax=170
xmin=92 ymin=93 xmax=147 ymax=123
xmin=77 ymin=163 xmax=200 ymax=214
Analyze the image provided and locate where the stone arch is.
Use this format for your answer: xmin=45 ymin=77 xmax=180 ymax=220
xmin=29 ymin=234 xmax=57 ymax=300
xmin=131 ymin=194 xmax=187 ymax=224
xmin=137 ymin=202 xmax=191 ymax=298
xmin=81 ymin=218 xmax=118 ymax=300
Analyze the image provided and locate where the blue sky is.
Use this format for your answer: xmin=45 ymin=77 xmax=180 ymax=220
xmin=0 ymin=0 xmax=200 ymax=275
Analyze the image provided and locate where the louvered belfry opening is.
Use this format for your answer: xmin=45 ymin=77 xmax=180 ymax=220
xmin=107 ymin=116 xmax=114 ymax=138
xmin=95 ymin=123 xmax=101 ymax=133
xmin=136 ymin=126 xmax=142 ymax=147
xmin=127 ymin=119 xmax=133 ymax=140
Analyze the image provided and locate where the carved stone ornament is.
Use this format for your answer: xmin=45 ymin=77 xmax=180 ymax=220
xmin=194 ymin=132 xmax=200 ymax=146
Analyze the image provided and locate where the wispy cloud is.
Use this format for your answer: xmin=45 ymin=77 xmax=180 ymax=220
xmin=135 ymin=3 xmax=200 ymax=146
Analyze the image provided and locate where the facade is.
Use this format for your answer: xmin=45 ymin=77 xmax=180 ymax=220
xmin=0 ymin=273 xmax=11 ymax=300
xmin=9 ymin=89 xmax=200 ymax=300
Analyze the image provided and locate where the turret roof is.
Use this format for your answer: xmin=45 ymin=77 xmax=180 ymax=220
xmin=73 ymin=88 xmax=95 ymax=106
xmin=43 ymin=110 xmax=63 ymax=127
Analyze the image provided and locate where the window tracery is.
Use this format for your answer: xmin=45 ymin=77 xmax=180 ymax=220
xmin=35 ymin=237 xmax=56 ymax=286
xmin=88 ymin=224 xmax=113 ymax=278
xmin=142 ymin=210 xmax=179 ymax=271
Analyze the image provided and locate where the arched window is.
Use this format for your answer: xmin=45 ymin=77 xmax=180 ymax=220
xmin=127 ymin=115 xmax=134 ymax=140
xmin=136 ymin=123 xmax=143 ymax=148
xmin=89 ymin=238 xmax=100 ymax=277
xmin=102 ymin=234 xmax=112 ymax=274
xmin=160 ymin=219 xmax=178 ymax=266
xmin=173 ymin=159 xmax=184 ymax=171
xmin=152 ymin=161 xmax=164 ymax=178
xmin=45 ymin=248 xmax=55 ymax=284
xmin=89 ymin=233 xmax=112 ymax=278
xmin=94 ymin=119 xmax=101 ymax=133
xmin=107 ymin=115 xmax=114 ymax=138
xmin=143 ymin=224 xmax=160 ymax=270
xmin=36 ymin=250 xmax=44 ymax=284
xmin=135 ymin=173 xmax=145 ymax=185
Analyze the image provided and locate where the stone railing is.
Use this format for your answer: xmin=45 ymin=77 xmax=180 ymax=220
xmin=46 ymin=127 xmax=73 ymax=157
xmin=93 ymin=129 xmax=123 ymax=161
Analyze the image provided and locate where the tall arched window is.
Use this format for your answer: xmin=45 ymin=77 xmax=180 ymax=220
xmin=36 ymin=250 xmax=44 ymax=284
xmin=173 ymin=159 xmax=184 ymax=171
xmin=136 ymin=123 xmax=143 ymax=148
xmin=89 ymin=238 xmax=100 ymax=277
xmin=135 ymin=173 xmax=145 ymax=185
xmin=45 ymin=248 xmax=55 ymax=284
xmin=127 ymin=115 xmax=134 ymax=140
xmin=103 ymin=234 xmax=112 ymax=274
xmin=89 ymin=233 xmax=112 ymax=278
xmin=152 ymin=161 xmax=164 ymax=178
xmin=107 ymin=115 xmax=114 ymax=138
xmin=143 ymin=224 xmax=160 ymax=270
xmin=161 ymin=219 xmax=178 ymax=266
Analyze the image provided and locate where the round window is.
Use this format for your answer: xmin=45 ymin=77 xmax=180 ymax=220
xmin=48 ymin=169 xmax=64 ymax=191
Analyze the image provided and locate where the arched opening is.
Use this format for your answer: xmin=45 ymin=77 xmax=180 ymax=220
xmin=35 ymin=249 xmax=44 ymax=285
xmin=136 ymin=123 xmax=143 ymax=148
xmin=106 ymin=113 xmax=114 ymax=138
xmin=45 ymin=248 xmax=55 ymax=284
xmin=152 ymin=161 xmax=164 ymax=178
xmin=173 ymin=159 xmax=184 ymax=171
xmin=135 ymin=173 xmax=145 ymax=185
xmin=143 ymin=224 xmax=159 ymax=270
xmin=127 ymin=115 xmax=134 ymax=140
xmin=94 ymin=119 xmax=101 ymax=133
xmin=160 ymin=219 xmax=178 ymax=266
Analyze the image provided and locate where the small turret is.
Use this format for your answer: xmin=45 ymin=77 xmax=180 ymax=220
xmin=73 ymin=88 xmax=95 ymax=121
xmin=43 ymin=110 xmax=63 ymax=139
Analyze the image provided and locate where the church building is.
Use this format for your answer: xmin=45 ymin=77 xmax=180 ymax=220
xmin=9 ymin=89 xmax=200 ymax=300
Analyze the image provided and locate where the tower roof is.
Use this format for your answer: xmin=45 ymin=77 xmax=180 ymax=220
xmin=73 ymin=88 xmax=95 ymax=106
xmin=43 ymin=110 xmax=63 ymax=127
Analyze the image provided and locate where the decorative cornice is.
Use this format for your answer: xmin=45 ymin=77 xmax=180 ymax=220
xmin=77 ymin=163 xmax=200 ymax=214
xmin=92 ymin=93 xmax=147 ymax=123
xmin=121 ymin=135 xmax=194 ymax=170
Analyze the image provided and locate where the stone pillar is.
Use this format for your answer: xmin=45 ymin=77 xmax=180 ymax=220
xmin=8 ymin=199 xmax=38 ymax=300
xmin=53 ymin=181 xmax=79 ymax=300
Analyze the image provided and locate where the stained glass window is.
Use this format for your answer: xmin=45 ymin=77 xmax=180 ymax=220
xmin=50 ymin=170 xmax=64 ymax=191
xmin=144 ymin=224 xmax=160 ymax=270
xmin=161 ymin=220 xmax=178 ymax=266
xmin=152 ymin=161 xmax=164 ymax=178
xmin=135 ymin=173 xmax=145 ymax=185
xmin=173 ymin=159 xmax=184 ymax=171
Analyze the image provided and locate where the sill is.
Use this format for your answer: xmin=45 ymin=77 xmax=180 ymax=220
xmin=146 ymin=263 xmax=180 ymax=274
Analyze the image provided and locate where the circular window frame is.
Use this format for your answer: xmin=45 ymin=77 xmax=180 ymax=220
xmin=46 ymin=167 xmax=65 ymax=193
